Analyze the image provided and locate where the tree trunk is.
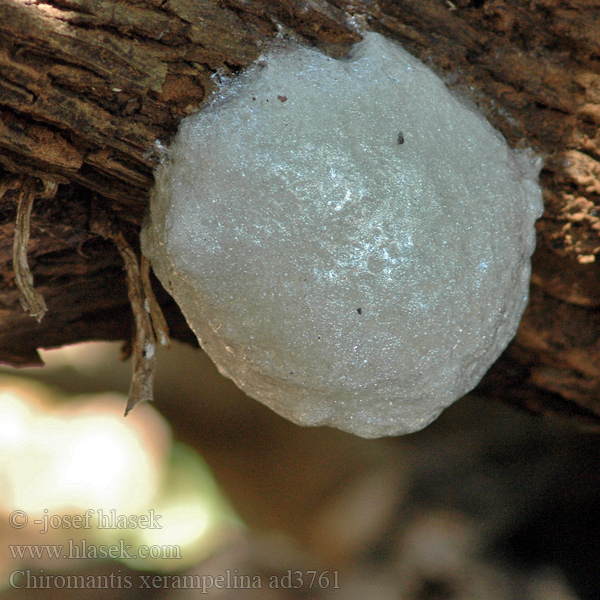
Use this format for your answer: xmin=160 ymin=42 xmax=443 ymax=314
xmin=1 ymin=0 xmax=599 ymax=427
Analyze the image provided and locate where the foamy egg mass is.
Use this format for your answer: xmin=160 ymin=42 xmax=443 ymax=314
xmin=142 ymin=32 xmax=543 ymax=438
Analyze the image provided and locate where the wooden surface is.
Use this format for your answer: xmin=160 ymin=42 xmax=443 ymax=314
xmin=1 ymin=0 xmax=600 ymax=426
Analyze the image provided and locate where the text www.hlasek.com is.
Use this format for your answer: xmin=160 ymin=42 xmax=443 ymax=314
xmin=9 ymin=539 xmax=181 ymax=560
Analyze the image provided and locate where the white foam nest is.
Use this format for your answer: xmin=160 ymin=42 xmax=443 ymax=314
xmin=142 ymin=32 xmax=543 ymax=438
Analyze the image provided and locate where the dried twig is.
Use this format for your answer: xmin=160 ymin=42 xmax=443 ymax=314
xmin=12 ymin=177 xmax=48 ymax=322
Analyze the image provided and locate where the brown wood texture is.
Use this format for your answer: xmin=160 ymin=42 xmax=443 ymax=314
xmin=1 ymin=0 xmax=599 ymax=426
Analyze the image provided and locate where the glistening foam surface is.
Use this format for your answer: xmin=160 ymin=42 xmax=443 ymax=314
xmin=142 ymin=32 xmax=543 ymax=437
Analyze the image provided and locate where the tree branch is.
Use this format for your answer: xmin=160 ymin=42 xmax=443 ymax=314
xmin=1 ymin=0 xmax=600 ymax=426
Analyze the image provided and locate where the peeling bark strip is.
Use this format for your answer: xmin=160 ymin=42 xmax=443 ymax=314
xmin=1 ymin=0 xmax=600 ymax=425
xmin=96 ymin=226 xmax=158 ymax=414
xmin=89 ymin=208 xmax=170 ymax=414
xmin=111 ymin=232 xmax=157 ymax=415
xmin=12 ymin=177 xmax=48 ymax=322
xmin=141 ymin=254 xmax=170 ymax=349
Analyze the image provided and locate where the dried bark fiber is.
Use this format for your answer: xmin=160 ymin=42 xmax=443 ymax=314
xmin=0 ymin=0 xmax=599 ymax=426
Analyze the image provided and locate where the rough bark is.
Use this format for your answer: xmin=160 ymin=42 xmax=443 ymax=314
xmin=1 ymin=0 xmax=600 ymax=427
